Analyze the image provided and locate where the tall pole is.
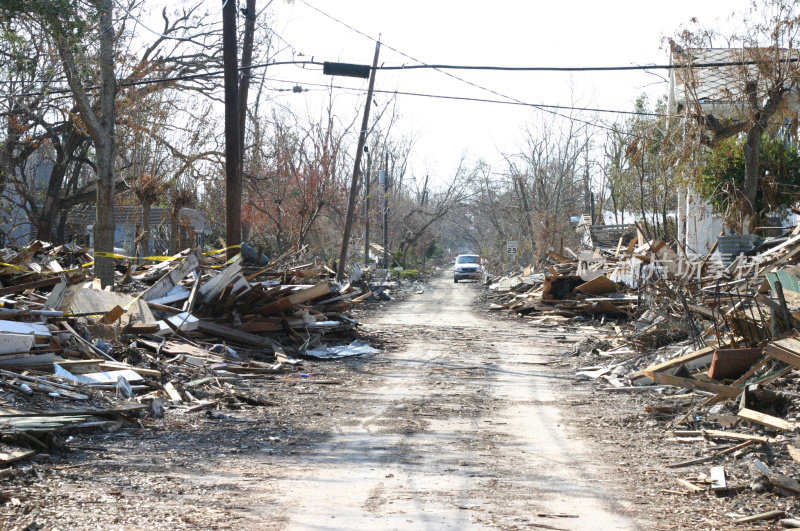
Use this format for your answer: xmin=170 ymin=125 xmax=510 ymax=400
xmin=223 ymin=0 xmax=241 ymax=260
xmin=383 ymin=151 xmax=389 ymax=269
xmin=364 ymin=152 xmax=371 ymax=263
xmin=336 ymin=40 xmax=381 ymax=281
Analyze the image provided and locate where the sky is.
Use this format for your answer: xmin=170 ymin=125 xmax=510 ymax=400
xmin=255 ymin=0 xmax=754 ymax=186
xmin=141 ymin=0 xmax=754 ymax=186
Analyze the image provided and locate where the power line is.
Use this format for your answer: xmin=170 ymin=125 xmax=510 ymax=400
xmin=3 ymin=60 xmax=323 ymax=98
xmin=263 ymin=77 xmax=666 ymax=117
xmin=376 ymin=59 xmax=800 ymax=72
xmin=2 ymin=58 xmax=665 ymax=123
xmin=294 ymin=1 xmax=631 ymax=135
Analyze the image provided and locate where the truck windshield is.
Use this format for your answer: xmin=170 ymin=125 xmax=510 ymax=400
xmin=457 ymin=256 xmax=479 ymax=264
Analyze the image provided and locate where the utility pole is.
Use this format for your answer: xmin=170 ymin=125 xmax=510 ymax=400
xmin=514 ymin=174 xmax=537 ymax=256
xmin=336 ymin=40 xmax=380 ymax=281
xmin=222 ymin=0 xmax=241 ymax=260
xmin=382 ymin=151 xmax=389 ymax=269
xmin=364 ymin=152 xmax=371 ymax=264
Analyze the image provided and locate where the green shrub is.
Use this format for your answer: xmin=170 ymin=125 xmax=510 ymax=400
xmin=398 ymin=269 xmax=420 ymax=280
xmin=698 ymin=136 xmax=800 ymax=220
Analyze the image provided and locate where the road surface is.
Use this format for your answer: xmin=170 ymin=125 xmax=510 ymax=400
xmin=7 ymin=272 xmax=641 ymax=531
xmin=270 ymin=272 xmax=639 ymax=530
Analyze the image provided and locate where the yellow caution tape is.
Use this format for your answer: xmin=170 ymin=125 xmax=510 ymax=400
xmin=0 ymin=261 xmax=29 ymax=272
xmin=93 ymin=244 xmax=243 ymax=262
xmin=209 ymin=252 xmax=242 ymax=269
xmin=93 ymin=251 xmax=182 ymax=261
xmin=203 ymin=244 xmax=241 ymax=256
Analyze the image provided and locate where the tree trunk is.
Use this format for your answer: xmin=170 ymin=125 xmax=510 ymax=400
xmin=742 ymin=124 xmax=764 ymax=233
xmin=141 ymin=200 xmax=151 ymax=258
xmin=37 ymin=158 xmax=67 ymax=242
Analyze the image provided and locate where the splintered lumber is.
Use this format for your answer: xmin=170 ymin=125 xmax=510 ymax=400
xmin=764 ymin=338 xmax=800 ymax=369
xmin=645 ymin=372 xmax=741 ymax=399
xmin=163 ymin=381 xmax=183 ymax=403
xmin=0 ymin=442 xmax=36 ymax=465
xmin=198 ymin=258 xmax=242 ymax=303
xmin=753 ymin=459 xmax=800 ymax=495
xmin=735 ymin=510 xmax=785 ymax=524
xmin=0 ymin=403 xmax=148 ymax=418
xmin=196 ymin=320 xmax=279 ymax=350
xmin=0 ymin=277 xmax=60 ymax=297
xmin=675 ymin=478 xmax=704 ymax=492
xmin=738 ymin=408 xmax=796 ymax=431
xmin=702 ymin=430 xmax=774 ymax=444
xmin=631 ymin=347 xmax=715 ymax=384
xmin=141 ymin=251 xmax=199 ymax=301
xmin=254 ymin=282 xmax=333 ymax=315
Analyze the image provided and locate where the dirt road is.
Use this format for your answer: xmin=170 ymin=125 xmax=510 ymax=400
xmin=269 ymin=273 xmax=640 ymax=530
xmin=5 ymin=272 xmax=642 ymax=530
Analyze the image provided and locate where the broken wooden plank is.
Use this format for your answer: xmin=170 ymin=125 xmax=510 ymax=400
xmin=0 ymin=442 xmax=36 ymax=465
xmin=738 ymin=408 xmax=796 ymax=431
xmin=0 ymin=277 xmax=60 ymax=297
xmin=710 ymin=466 xmax=727 ymax=491
xmin=735 ymin=510 xmax=785 ymax=524
xmin=195 ymin=320 xmax=278 ymax=350
xmin=765 ymin=338 xmax=800 ymax=369
xmin=198 ymin=257 xmax=243 ymax=303
xmin=675 ymin=478 xmax=704 ymax=492
xmin=645 ymin=372 xmax=741 ymax=399
xmin=253 ymin=282 xmax=333 ymax=315
xmin=141 ymin=251 xmax=200 ymax=302
xmin=631 ymin=347 xmax=715 ymax=384
xmin=702 ymin=430 xmax=774 ymax=444
xmin=163 ymin=381 xmax=183 ymax=403
xmin=0 ymin=403 xmax=148 ymax=417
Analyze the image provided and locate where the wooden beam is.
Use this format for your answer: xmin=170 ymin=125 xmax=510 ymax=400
xmin=739 ymin=408 xmax=796 ymax=431
xmin=253 ymin=282 xmax=332 ymax=315
xmin=0 ymin=276 xmax=60 ymax=296
xmin=645 ymin=372 xmax=741 ymax=398
xmin=631 ymin=347 xmax=715 ymax=384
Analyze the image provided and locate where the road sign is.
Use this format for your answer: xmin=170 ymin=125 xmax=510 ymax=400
xmin=506 ymin=241 xmax=518 ymax=255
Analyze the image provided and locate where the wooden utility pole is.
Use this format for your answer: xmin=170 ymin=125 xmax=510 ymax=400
xmin=95 ymin=0 xmax=116 ymax=288
xmin=515 ymin=175 xmax=537 ymax=256
xmin=382 ymin=151 xmax=389 ymax=268
xmin=223 ymin=0 xmax=242 ymax=260
xmin=336 ymin=40 xmax=381 ymax=281
xmin=364 ymin=152 xmax=371 ymax=264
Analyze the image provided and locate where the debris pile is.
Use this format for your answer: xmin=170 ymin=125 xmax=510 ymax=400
xmin=0 ymin=241 xmax=385 ymax=467
xmin=488 ymin=226 xmax=800 ymax=525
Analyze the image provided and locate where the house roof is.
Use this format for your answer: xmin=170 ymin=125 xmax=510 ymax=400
xmin=671 ymin=47 xmax=800 ymax=120
xmin=588 ymin=224 xmax=636 ymax=250
xmin=66 ymin=206 xmax=206 ymax=232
